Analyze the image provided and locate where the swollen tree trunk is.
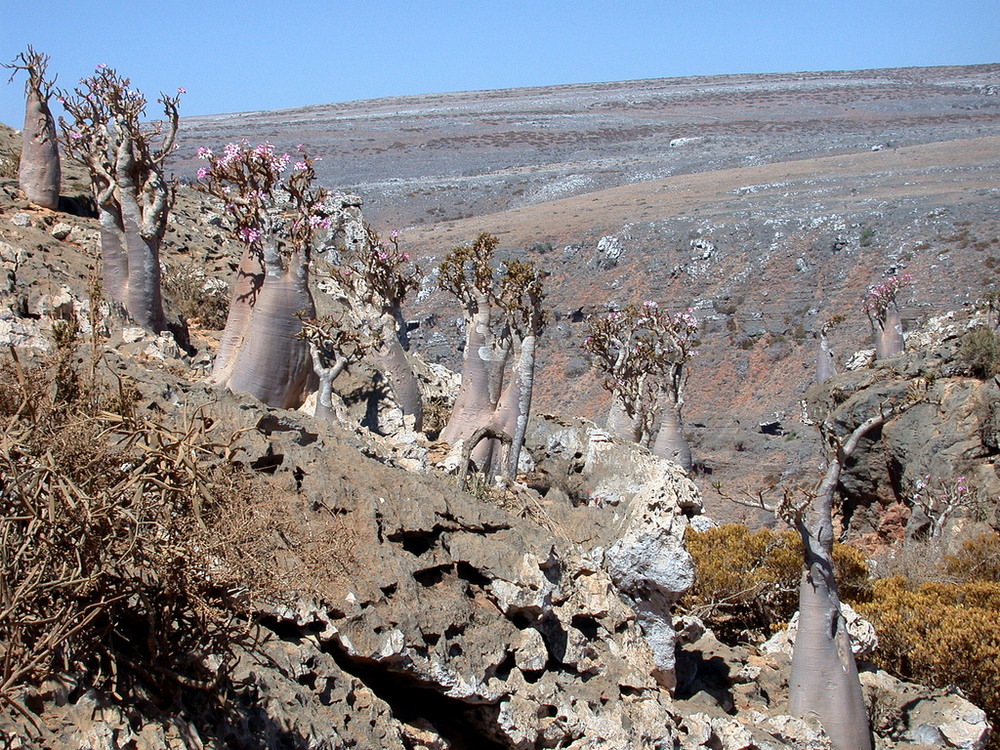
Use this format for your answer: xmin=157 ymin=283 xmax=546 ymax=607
xmin=440 ymin=300 xmax=507 ymax=446
xmin=99 ymin=205 xmax=129 ymax=303
xmin=371 ymin=310 xmax=423 ymax=431
xmin=651 ymin=400 xmax=692 ymax=472
xmin=874 ymin=303 xmax=904 ymax=359
xmin=789 ymin=414 xmax=883 ymax=750
xmin=816 ymin=332 xmax=837 ymax=383
xmin=119 ymin=193 xmax=167 ymax=332
xmin=19 ymin=85 xmax=60 ymax=209
xmin=209 ymin=245 xmax=264 ymax=389
xmin=215 ymin=244 xmax=316 ymax=409
xmin=489 ymin=332 xmax=538 ymax=480
xmin=606 ymin=399 xmax=641 ymax=443
xmin=91 ymin=134 xmax=170 ymax=332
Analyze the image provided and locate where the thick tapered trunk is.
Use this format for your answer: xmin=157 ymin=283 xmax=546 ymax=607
xmin=816 ymin=333 xmax=836 ymax=383
xmin=121 ymin=214 xmax=167 ymax=332
xmin=440 ymin=308 xmax=506 ymax=446
xmin=651 ymin=400 xmax=691 ymax=471
xmin=97 ymin=205 xmax=166 ymax=331
xmin=874 ymin=303 xmax=904 ymax=359
xmin=99 ymin=206 xmax=129 ymax=302
xmin=215 ymin=245 xmax=316 ymax=409
xmin=788 ymin=413 xmax=882 ymax=750
xmin=98 ymin=151 xmax=168 ymax=332
xmin=209 ymin=246 xmax=265 ymax=387
xmin=19 ymin=88 xmax=60 ymax=209
xmin=371 ymin=311 xmax=423 ymax=432
xmin=606 ymin=398 xmax=641 ymax=443
xmin=789 ymin=527 xmax=871 ymax=750
xmin=490 ymin=333 xmax=537 ymax=480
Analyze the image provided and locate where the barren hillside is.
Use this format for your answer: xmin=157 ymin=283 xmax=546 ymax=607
xmin=172 ymin=64 xmax=1000 ymax=508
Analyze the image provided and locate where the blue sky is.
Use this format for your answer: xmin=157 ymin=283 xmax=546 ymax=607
xmin=1 ymin=0 xmax=997 ymax=128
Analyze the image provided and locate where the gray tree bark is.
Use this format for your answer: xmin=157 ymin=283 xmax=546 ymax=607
xmin=440 ymin=298 xmax=509 ymax=447
xmin=606 ymin=398 xmax=641 ymax=443
xmin=490 ymin=331 xmax=538 ymax=479
xmin=788 ymin=414 xmax=882 ymax=750
xmin=874 ymin=303 xmax=904 ymax=359
xmin=19 ymin=85 xmax=60 ymax=209
xmin=816 ymin=332 xmax=837 ymax=383
xmin=216 ymin=244 xmax=316 ymax=409
xmin=370 ymin=310 xmax=424 ymax=431
xmin=651 ymin=400 xmax=692 ymax=472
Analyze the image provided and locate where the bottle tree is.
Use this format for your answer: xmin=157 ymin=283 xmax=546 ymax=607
xmin=4 ymin=46 xmax=60 ymax=209
xmin=60 ymin=65 xmax=181 ymax=331
xmin=863 ymin=273 xmax=912 ymax=359
xmin=816 ymin=315 xmax=844 ymax=384
xmin=337 ymin=226 xmax=424 ymax=431
xmin=438 ymin=233 xmax=546 ymax=480
xmin=730 ymin=395 xmax=918 ymax=750
xmin=584 ymin=302 xmax=698 ymax=471
xmin=296 ymin=311 xmax=372 ymax=421
xmin=196 ymin=142 xmax=329 ymax=409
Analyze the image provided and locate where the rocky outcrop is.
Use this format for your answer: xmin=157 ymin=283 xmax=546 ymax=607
xmin=675 ymin=620 xmax=992 ymax=750
xmin=1 ymin=362 xmax=694 ymax=749
xmin=803 ymin=312 xmax=1000 ymax=541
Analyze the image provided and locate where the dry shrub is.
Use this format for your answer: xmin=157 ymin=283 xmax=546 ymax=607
xmin=421 ymin=396 xmax=451 ymax=440
xmin=958 ymin=324 xmax=1000 ymax=379
xmin=161 ymin=264 xmax=230 ymax=330
xmin=0 ymin=144 xmax=17 ymax=180
xmin=859 ymin=576 xmax=1000 ymax=724
xmin=681 ymin=524 xmax=870 ymax=642
xmin=944 ymin=530 xmax=1000 ymax=582
xmin=0 ymin=347 xmax=288 ymax=724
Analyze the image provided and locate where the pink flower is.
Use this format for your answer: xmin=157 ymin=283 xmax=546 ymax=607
xmin=177 ymin=87 xmax=186 ymax=94
xmin=197 ymin=166 xmax=209 ymax=180
xmin=390 ymin=229 xmax=399 ymax=239
xmin=238 ymin=227 xmax=261 ymax=244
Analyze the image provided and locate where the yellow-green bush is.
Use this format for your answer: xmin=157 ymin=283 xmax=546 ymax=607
xmin=859 ymin=576 xmax=1000 ymax=722
xmin=944 ymin=530 xmax=1000 ymax=582
xmin=682 ymin=524 xmax=870 ymax=641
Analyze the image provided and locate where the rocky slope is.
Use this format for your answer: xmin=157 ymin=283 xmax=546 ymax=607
xmin=1 ymin=124 xmax=994 ymax=747
xmin=166 ymin=64 xmax=1000 ymax=515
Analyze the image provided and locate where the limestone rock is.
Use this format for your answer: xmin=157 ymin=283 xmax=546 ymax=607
xmin=861 ymin=669 xmax=991 ymax=750
xmin=50 ymin=222 xmax=73 ymax=240
xmin=761 ymin=602 xmax=877 ymax=657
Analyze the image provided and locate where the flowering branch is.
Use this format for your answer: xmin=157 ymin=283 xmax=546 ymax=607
xmin=583 ymin=302 xmax=698 ymax=441
xmin=340 ymin=225 xmax=420 ymax=313
xmin=863 ymin=274 xmax=912 ymax=328
xmin=910 ymin=474 xmax=980 ymax=539
xmin=195 ymin=141 xmax=329 ymax=266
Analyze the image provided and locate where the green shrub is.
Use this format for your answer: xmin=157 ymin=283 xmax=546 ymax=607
xmin=958 ymin=324 xmax=1000 ymax=379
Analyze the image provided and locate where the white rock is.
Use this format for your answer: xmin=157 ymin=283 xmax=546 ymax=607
xmin=50 ymin=222 xmax=73 ymax=240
